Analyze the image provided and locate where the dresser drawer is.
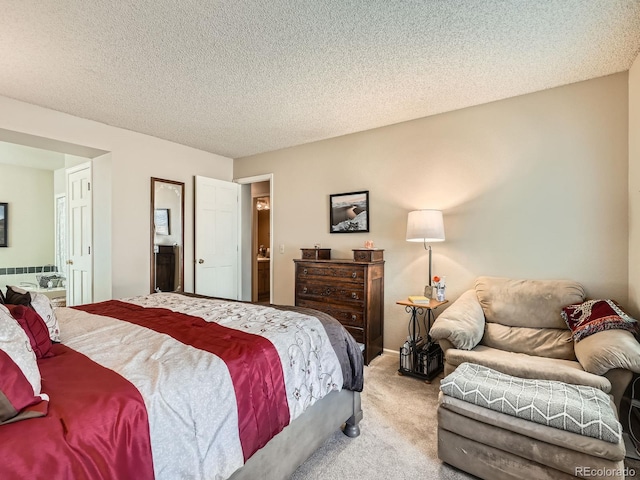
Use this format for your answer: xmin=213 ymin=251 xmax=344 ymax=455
xmin=297 ymin=300 xmax=364 ymax=328
xmin=296 ymin=281 xmax=365 ymax=305
xmin=296 ymin=263 xmax=365 ymax=283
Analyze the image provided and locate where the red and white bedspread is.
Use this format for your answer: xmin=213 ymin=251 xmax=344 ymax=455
xmin=0 ymin=342 xmax=154 ymax=480
xmin=54 ymin=293 xmax=363 ymax=480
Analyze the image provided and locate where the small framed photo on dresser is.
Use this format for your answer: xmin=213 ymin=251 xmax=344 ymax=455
xmin=0 ymin=203 xmax=7 ymax=247
xmin=329 ymin=191 xmax=369 ymax=233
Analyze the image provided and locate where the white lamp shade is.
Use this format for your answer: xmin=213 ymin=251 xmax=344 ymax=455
xmin=406 ymin=210 xmax=445 ymax=242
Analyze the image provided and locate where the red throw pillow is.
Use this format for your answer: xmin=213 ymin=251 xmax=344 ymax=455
xmin=5 ymin=305 xmax=54 ymax=359
xmin=561 ymin=299 xmax=639 ymax=342
xmin=0 ymin=349 xmax=48 ymax=424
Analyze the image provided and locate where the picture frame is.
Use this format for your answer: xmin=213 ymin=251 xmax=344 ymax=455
xmin=154 ymin=208 xmax=170 ymax=236
xmin=0 ymin=203 xmax=7 ymax=247
xmin=329 ymin=191 xmax=369 ymax=233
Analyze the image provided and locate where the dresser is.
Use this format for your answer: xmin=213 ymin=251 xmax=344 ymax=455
xmin=155 ymin=245 xmax=175 ymax=292
xmin=257 ymin=259 xmax=270 ymax=301
xmin=294 ymin=254 xmax=384 ymax=365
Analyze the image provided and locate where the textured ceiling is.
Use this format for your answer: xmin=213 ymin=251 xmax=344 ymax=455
xmin=1 ymin=1 xmax=639 ymax=159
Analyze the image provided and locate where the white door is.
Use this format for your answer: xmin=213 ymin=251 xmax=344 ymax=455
xmin=66 ymin=163 xmax=92 ymax=306
xmin=194 ymin=175 xmax=240 ymax=299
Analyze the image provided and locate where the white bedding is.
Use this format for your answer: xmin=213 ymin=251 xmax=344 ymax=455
xmin=56 ymin=293 xmax=346 ymax=480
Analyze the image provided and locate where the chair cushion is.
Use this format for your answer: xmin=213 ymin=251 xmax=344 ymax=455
xmin=475 ymin=276 xmax=585 ymax=329
xmin=481 ymin=323 xmax=575 ymax=360
xmin=444 ymin=345 xmax=611 ymax=393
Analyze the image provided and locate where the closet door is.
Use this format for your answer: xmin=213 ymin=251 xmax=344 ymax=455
xmin=66 ymin=162 xmax=92 ymax=306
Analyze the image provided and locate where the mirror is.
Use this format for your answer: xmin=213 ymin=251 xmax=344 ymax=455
xmin=150 ymin=177 xmax=184 ymax=293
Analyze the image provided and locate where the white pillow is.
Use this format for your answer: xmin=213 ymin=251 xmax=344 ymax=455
xmin=30 ymin=292 xmax=60 ymax=342
xmin=0 ymin=305 xmax=43 ymax=397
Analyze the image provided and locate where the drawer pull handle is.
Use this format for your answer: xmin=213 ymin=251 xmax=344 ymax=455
xmin=303 ymin=268 xmax=308 ymax=274
xmin=303 ymin=287 xmax=308 ymax=294
xmin=351 ymin=292 xmax=358 ymax=299
xmin=352 ymin=272 xmax=357 ymax=278
xmin=351 ymin=314 xmax=357 ymax=321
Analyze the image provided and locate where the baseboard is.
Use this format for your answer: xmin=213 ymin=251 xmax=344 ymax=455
xmin=623 ymin=432 xmax=640 ymax=460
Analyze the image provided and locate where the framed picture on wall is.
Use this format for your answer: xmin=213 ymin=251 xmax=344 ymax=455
xmin=329 ymin=191 xmax=369 ymax=233
xmin=0 ymin=203 xmax=7 ymax=247
xmin=154 ymin=208 xmax=170 ymax=236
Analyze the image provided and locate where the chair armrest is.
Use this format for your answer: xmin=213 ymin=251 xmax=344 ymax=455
xmin=437 ymin=338 xmax=455 ymax=356
xmin=573 ymin=329 xmax=640 ymax=376
xmin=603 ymin=369 xmax=633 ymax=413
xmin=430 ymin=289 xmax=485 ymax=350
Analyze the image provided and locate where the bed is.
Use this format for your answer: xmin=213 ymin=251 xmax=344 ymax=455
xmin=0 ymin=291 xmax=364 ymax=480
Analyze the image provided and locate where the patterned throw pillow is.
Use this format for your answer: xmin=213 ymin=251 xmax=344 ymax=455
xmin=29 ymin=292 xmax=60 ymax=342
xmin=561 ymin=299 xmax=639 ymax=342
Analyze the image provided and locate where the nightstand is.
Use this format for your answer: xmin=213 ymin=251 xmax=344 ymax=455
xmin=396 ymin=298 xmax=448 ymax=382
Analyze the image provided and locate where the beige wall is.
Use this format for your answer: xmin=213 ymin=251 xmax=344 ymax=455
xmin=0 ymin=95 xmax=234 ymax=299
xmin=629 ymin=56 xmax=640 ymax=317
xmin=234 ymin=73 xmax=629 ymax=352
xmin=0 ymin=163 xmax=54 ymax=267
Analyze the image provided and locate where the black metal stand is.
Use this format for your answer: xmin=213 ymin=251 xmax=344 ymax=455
xmin=398 ymin=303 xmax=444 ymax=382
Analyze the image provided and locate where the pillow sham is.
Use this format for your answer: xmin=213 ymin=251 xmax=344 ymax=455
xmin=5 ymin=305 xmax=53 ymax=359
xmin=0 ymin=349 xmax=49 ymax=424
xmin=0 ymin=305 xmax=49 ymax=424
xmin=561 ymin=299 xmax=638 ymax=342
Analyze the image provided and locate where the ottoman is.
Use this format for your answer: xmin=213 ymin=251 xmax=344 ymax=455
xmin=437 ymin=363 xmax=627 ymax=480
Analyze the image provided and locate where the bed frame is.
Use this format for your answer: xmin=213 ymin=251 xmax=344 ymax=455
xmin=229 ymin=388 xmax=362 ymax=480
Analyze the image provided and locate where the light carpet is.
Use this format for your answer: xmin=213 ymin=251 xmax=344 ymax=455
xmin=290 ymin=353 xmax=472 ymax=480
xmin=291 ymin=353 xmax=640 ymax=480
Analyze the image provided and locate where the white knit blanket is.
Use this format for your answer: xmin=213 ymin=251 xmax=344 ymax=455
xmin=440 ymin=363 xmax=621 ymax=443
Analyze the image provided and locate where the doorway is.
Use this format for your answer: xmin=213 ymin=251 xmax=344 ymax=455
xmin=0 ymin=141 xmax=94 ymax=306
xmin=235 ymin=174 xmax=273 ymax=303
xmin=253 ymin=191 xmax=270 ymax=302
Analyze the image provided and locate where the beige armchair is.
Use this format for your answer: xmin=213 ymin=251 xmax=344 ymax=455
xmin=430 ymin=276 xmax=640 ymax=411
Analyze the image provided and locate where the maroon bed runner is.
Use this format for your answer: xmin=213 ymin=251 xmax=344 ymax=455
xmin=75 ymin=300 xmax=290 ymax=461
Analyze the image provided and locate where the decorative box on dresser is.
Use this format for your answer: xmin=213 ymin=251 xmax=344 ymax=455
xmin=294 ymin=249 xmax=384 ymax=365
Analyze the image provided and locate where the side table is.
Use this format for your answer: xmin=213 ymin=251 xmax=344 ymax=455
xmin=396 ymin=298 xmax=448 ymax=382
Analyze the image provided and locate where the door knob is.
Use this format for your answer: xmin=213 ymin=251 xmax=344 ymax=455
xmin=66 ymin=260 xmax=74 ymax=265
xmin=198 ymin=259 xmax=204 ymax=264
